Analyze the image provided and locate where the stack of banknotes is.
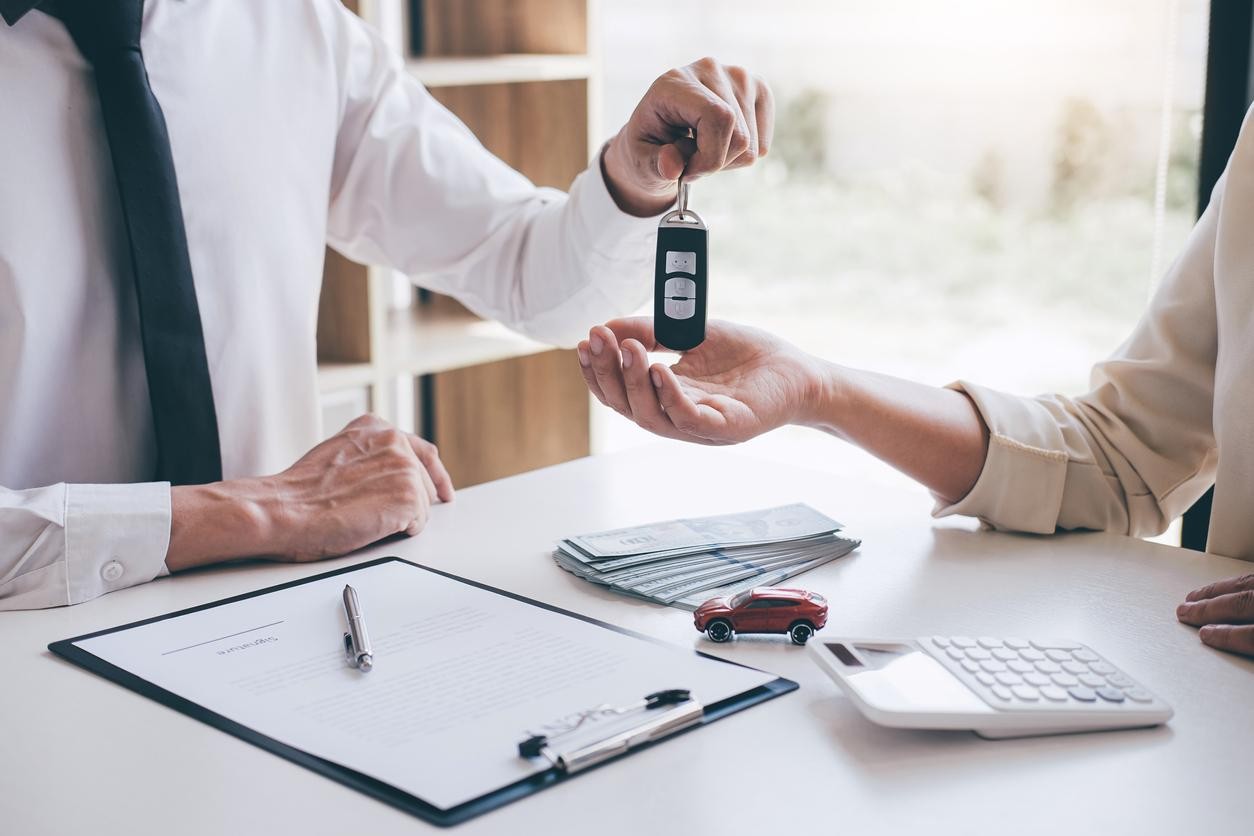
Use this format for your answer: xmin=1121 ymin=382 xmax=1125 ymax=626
xmin=554 ymin=504 xmax=860 ymax=610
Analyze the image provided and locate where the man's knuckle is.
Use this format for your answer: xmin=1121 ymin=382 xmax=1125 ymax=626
xmin=734 ymin=139 xmax=756 ymax=161
xmin=724 ymin=64 xmax=749 ymax=86
xmin=709 ymin=103 xmax=736 ymax=130
xmin=381 ymin=429 xmax=410 ymax=452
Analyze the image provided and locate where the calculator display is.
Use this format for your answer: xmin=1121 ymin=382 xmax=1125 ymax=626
xmin=826 ymin=641 xmax=991 ymax=714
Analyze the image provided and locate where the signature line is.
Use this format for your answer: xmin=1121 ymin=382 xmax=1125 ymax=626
xmin=161 ymin=620 xmax=286 ymax=656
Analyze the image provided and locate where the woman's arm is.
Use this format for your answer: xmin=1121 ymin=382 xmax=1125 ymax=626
xmin=809 ymin=366 xmax=989 ymax=504
xmin=578 ymin=317 xmax=988 ymax=503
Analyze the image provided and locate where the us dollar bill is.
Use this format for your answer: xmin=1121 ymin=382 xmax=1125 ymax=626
xmin=567 ymin=504 xmax=842 ymax=559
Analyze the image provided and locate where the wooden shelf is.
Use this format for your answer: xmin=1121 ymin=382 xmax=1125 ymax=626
xmin=316 ymin=361 xmax=375 ymax=393
xmin=407 ymin=53 xmax=591 ymax=87
xmin=317 ymin=0 xmax=595 ymax=487
xmin=382 ymin=304 xmax=551 ymax=377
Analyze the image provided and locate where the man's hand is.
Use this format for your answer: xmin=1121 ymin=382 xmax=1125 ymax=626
xmin=1178 ymin=574 xmax=1254 ymax=658
xmin=602 ymin=57 xmax=774 ymax=217
xmin=167 ymin=414 xmax=454 ymax=570
xmin=576 ymin=317 xmax=822 ymax=445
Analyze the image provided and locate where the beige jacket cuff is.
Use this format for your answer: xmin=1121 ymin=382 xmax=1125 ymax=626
xmin=932 ymin=381 xmax=1069 ymax=534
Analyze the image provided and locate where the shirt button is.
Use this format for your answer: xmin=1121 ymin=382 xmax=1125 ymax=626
xmin=101 ymin=560 xmax=125 ymax=582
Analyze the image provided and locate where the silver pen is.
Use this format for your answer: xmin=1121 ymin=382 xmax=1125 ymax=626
xmin=341 ymin=584 xmax=374 ymax=672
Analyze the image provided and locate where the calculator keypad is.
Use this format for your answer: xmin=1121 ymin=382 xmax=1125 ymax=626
xmin=928 ymin=637 xmax=1158 ymax=711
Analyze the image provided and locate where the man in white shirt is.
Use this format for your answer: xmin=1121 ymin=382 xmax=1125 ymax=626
xmin=0 ymin=0 xmax=775 ymax=609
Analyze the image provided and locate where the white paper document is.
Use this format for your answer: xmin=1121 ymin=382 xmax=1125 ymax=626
xmin=75 ymin=560 xmax=775 ymax=810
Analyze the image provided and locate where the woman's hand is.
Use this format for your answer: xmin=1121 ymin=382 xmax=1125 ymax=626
xmin=576 ymin=317 xmax=823 ymax=445
xmin=1178 ymin=574 xmax=1254 ymax=658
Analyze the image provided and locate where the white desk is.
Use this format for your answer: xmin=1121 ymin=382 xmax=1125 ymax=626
xmin=2 ymin=444 xmax=1250 ymax=835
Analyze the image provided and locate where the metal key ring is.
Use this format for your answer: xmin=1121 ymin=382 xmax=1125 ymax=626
xmin=677 ymin=177 xmax=690 ymax=220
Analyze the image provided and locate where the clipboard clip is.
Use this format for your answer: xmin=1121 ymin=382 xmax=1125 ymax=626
xmin=517 ymin=688 xmax=702 ymax=774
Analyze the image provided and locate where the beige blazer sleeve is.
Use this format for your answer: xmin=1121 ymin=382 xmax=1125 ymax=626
xmin=934 ymin=177 xmax=1222 ymax=538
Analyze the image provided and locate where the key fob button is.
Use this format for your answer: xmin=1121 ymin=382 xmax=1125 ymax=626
xmin=664 ymin=298 xmax=694 ymax=319
xmin=665 ymin=250 xmax=697 ymax=274
xmin=663 ymin=277 xmax=697 ymax=320
xmin=665 ymin=276 xmax=696 ymax=297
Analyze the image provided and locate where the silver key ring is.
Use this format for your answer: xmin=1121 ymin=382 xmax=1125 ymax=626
xmin=677 ymin=177 xmax=690 ymax=220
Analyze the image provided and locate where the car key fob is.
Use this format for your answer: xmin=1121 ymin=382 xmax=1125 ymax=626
xmin=654 ymin=181 xmax=707 ymax=351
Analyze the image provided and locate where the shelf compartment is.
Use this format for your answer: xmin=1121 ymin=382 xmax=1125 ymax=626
xmin=382 ymin=303 xmax=553 ymax=378
xmin=316 ymin=361 xmax=376 ymax=393
xmin=408 ymin=53 xmax=591 ymax=88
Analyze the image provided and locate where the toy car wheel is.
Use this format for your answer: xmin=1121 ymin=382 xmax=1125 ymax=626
xmin=789 ymin=621 xmax=815 ymax=645
xmin=706 ymin=619 xmax=733 ymax=643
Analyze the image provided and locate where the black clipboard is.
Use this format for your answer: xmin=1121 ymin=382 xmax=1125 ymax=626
xmin=48 ymin=556 xmax=797 ymax=827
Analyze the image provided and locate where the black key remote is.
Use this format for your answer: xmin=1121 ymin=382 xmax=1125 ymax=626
xmin=654 ymin=187 xmax=708 ymax=351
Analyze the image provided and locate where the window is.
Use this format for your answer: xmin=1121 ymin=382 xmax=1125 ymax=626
xmin=595 ymin=1 xmax=1210 ymax=478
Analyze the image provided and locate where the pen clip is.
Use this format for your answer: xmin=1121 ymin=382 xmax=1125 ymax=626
xmin=517 ymin=689 xmax=701 ymax=773
xmin=341 ymin=585 xmax=373 ymax=672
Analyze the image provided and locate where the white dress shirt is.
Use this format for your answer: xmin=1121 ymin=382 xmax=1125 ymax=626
xmin=0 ymin=1 xmax=656 ymax=609
xmin=935 ymin=106 xmax=1254 ymax=561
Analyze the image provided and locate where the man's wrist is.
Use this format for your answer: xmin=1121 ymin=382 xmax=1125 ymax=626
xmin=600 ymin=134 xmax=676 ymax=218
xmin=167 ymin=479 xmax=281 ymax=571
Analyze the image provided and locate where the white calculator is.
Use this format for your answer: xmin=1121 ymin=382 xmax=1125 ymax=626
xmin=809 ymin=636 xmax=1173 ymax=739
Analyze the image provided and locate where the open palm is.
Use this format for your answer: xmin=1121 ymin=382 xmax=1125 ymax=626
xmin=579 ymin=317 xmax=821 ymax=445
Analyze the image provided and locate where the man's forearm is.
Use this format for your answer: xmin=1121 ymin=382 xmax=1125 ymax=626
xmin=804 ymin=363 xmax=990 ymax=503
xmin=167 ymin=479 xmax=278 ymax=571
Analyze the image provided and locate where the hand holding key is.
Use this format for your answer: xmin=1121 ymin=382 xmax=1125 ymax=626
xmin=600 ymin=58 xmax=774 ymax=217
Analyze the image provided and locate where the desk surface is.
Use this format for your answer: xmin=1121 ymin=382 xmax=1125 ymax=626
xmin=2 ymin=443 xmax=1250 ymax=835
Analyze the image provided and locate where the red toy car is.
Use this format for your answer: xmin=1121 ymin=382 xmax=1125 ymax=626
xmin=694 ymin=588 xmax=828 ymax=645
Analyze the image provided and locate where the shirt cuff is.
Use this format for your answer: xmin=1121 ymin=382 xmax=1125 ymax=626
xmin=65 ymin=482 xmax=173 ymax=605
xmin=931 ymin=381 xmax=1070 ymax=534
xmin=571 ymin=143 xmax=668 ymax=265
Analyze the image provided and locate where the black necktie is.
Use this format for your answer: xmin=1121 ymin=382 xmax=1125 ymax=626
xmin=53 ymin=0 xmax=223 ymax=485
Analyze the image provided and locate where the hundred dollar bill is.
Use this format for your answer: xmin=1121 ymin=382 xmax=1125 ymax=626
xmin=566 ymin=504 xmax=842 ymax=559
xmin=667 ymin=547 xmax=858 ymax=611
xmin=592 ymin=543 xmax=810 ymax=585
xmin=618 ymin=550 xmax=818 ymax=596
xmin=651 ymin=539 xmax=859 ymax=604
xmin=556 ymin=535 xmax=831 ymax=573
xmin=552 ymin=534 xmax=861 ymax=608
